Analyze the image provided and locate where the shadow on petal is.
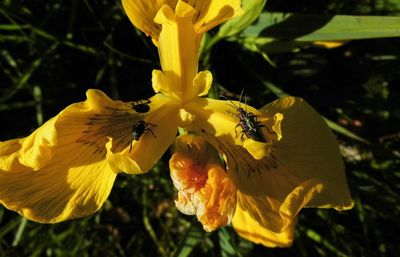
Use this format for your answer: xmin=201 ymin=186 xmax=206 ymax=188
xmin=0 ymin=142 xmax=117 ymax=223
xmin=184 ymin=96 xmax=353 ymax=234
xmin=0 ymin=89 xmax=151 ymax=222
xmin=260 ymin=96 xmax=354 ymax=210
xmin=107 ymin=93 xmax=179 ymax=174
xmin=232 ymin=203 xmax=295 ymax=248
xmin=0 ymin=138 xmax=27 ymax=171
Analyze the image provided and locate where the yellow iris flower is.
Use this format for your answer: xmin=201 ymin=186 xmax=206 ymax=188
xmin=0 ymin=0 xmax=353 ymax=248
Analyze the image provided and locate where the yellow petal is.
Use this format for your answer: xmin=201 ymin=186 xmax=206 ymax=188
xmin=232 ymin=203 xmax=295 ymax=248
xmin=184 ymin=96 xmax=353 ymax=233
xmin=0 ymin=156 xmax=116 ymax=223
xmin=18 ymin=119 xmax=57 ymax=170
xmin=231 ymin=97 xmax=353 ymax=232
xmin=259 ymin=96 xmax=354 ymax=210
xmin=184 ymin=97 xmax=279 ymax=146
xmin=0 ymin=138 xmax=27 ymax=171
xmin=122 ymin=0 xmax=177 ymax=42
xmin=187 ymin=0 xmax=243 ymax=33
xmin=242 ymin=112 xmax=282 ymax=160
xmin=0 ymin=89 xmax=166 ymax=222
xmin=236 ymin=180 xmax=324 ymax=233
xmin=192 ymin=70 xmax=212 ymax=97
xmin=154 ymin=2 xmax=200 ymax=101
xmin=122 ymin=0 xmax=242 ymax=42
xmin=14 ymin=89 xmax=138 ymax=171
xmin=107 ymin=93 xmax=179 ymax=174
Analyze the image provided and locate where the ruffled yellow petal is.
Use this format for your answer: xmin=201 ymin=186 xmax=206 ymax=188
xmin=0 ymin=89 xmax=165 ymax=222
xmin=236 ymin=180 xmax=324 ymax=233
xmin=170 ymin=135 xmax=237 ymax=231
xmin=0 ymin=157 xmax=116 ymax=223
xmin=187 ymin=0 xmax=243 ymax=33
xmin=259 ymin=96 xmax=354 ymax=210
xmin=122 ymin=0 xmax=242 ymax=43
xmin=232 ymin=203 xmax=295 ymax=248
xmin=122 ymin=0 xmax=177 ymax=43
xmin=232 ymin=97 xmax=353 ymax=232
xmin=107 ymin=93 xmax=179 ymax=174
xmin=18 ymin=118 xmax=57 ymax=170
xmin=184 ymin=96 xmax=353 ymax=233
xmin=0 ymin=138 xmax=27 ymax=171
xmin=14 ymin=90 xmax=136 ymax=171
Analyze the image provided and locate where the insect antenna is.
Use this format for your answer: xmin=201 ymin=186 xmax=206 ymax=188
xmin=219 ymin=94 xmax=239 ymax=111
xmin=238 ymin=88 xmax=245 ymax=110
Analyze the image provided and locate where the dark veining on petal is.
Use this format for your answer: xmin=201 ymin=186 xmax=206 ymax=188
xmin=76 ymin=106 xmax=142 ymax=155
xmin=199 ymin=129 xmax=278 ymax=179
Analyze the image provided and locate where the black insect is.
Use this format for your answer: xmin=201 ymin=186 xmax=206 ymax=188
xmin=224 ymin=92 xmax=267 ymax=143
xmin=129 ymin=120 xmax=157 ymax=152
xmin=131 ymin=99 xmax=151 ymax=113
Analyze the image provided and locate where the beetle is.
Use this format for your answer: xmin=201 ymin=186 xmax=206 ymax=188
xmin=223 ymin=92 xmax=267 ymax=143
xmin=129 ymin=120 xmax=157 ymax=152
xmin=131 ymin=99 xmax=151 ymax=113
xmin=233 ymin=108 xmax=266 ymax=142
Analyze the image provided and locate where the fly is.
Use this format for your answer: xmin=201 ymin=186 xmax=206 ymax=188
xmin=223 ymin=91 xmax=267 ymax=143
xmin=131 ymin=99 xmax=151 ymax=113
xmin=129 ymin=120 xmax=157 ymax=152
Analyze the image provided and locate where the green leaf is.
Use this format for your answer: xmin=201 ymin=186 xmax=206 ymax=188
xmin=242 ymin=12 xmax=400 ymax=41
xmin=237 ymin=13 xmax=400 ymax=53
xmin=217 ymin=0 xmax=267 ymax=38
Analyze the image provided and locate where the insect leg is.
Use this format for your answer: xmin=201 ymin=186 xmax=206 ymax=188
xmin=145 ymin=128 xmax=157 ymax=138
xmin=129 ymin=141 xmax=133 ymax=153
xmin=234 ymin=123 xmax=241 ymax=138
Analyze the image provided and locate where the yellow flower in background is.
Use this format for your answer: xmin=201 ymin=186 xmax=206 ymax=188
xmin=0 ymin=0 xmax=353 ymax=248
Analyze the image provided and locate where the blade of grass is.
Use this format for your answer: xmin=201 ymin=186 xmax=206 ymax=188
xmin=305 ymin=228 xmax=349 ymax=257
xmin=29 ymin=26 xmax=98 ymax=55
xmin=142 ymin=190 xmax=168 ymax=257
xmin=0 ymin=217 xmax=19 ymax=239
xmin=219 ymin=227 xmax=242 ymax=257
xmin=103 ymin=41 xmax=156 ymax=64
xmin=12 ymin=217 xmax=27 ymax=246
xmin=0 ymin=101 xmax=40 ymax=111
xmin=172 ymin=222 xmax=203 ymax=257
xmin=0 ymin=24 xmax=30 ymax=30
xmin=33 ymin=85 xmax=43 ymax=126
xmin=0 ymin=42 xmax=59 ymax=104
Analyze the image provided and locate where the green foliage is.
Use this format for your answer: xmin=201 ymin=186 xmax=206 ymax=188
xmin=235 ymin=12 xmax=400 ymax=54
xmin=1 ymin=0 xmax=400 ymax=257
xmin=218 ymin=0 xmax=267 ymax=39
xmin=242 ymin=13 xmax=400 ymax=41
